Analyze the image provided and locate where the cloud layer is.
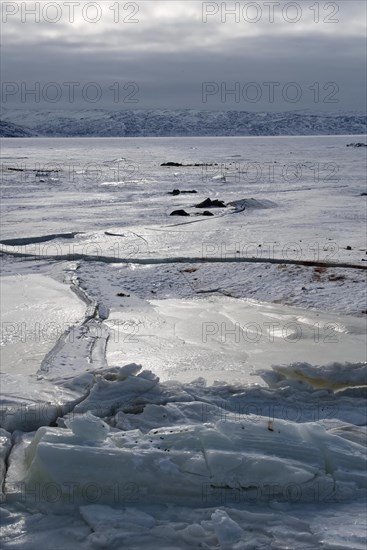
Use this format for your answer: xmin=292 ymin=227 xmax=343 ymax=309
xmin=2 ymin=1 xmax=366 ymax=111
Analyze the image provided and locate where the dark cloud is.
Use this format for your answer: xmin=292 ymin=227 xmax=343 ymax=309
xmin=1 ymin=1 xmax=366 ymax=112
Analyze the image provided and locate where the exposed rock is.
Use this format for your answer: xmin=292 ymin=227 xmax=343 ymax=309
xmin=202 ymin=211 xmax=214 ymax=216
xmin=170 ymin=209 xmax=190 ymax=216
xmin=195 ymin=198 xmax=226 ymax=208
xmin=346 ymin=143 xmax=367 ymax=148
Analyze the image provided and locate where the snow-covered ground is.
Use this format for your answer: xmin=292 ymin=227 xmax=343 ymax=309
xmin=0 ymin=135 xmax=366 ymax=548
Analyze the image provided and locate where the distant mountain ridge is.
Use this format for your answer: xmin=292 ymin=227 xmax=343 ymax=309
xmin=0 ymin=119 xmax=34 ymax=137
xmin=1 ymin=109 xmax=366 ymax=137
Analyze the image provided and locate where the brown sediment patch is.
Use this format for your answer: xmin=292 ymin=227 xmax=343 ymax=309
xmin=312 ymin=266 xmax=327 ymax=281
xmin=180 ymin=267 xmax=198 ymax=273
xmin=328 ymin=274 xmax=346 ymax=282
xmin=277 ymin=368 xmax=367 ymax=391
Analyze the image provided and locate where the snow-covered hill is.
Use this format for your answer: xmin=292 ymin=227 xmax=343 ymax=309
xmin=0 ymin=119 xmax=34 ymax=137
xmin=1 ymin=109 xmax=366 ymax=137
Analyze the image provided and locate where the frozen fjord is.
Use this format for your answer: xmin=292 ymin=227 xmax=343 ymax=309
xmin=0 ymin=135 xmax=366 ymax=549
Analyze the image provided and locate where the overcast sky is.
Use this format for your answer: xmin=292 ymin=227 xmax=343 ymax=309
xmin=1 ymin=0 xmax=366 ymax=111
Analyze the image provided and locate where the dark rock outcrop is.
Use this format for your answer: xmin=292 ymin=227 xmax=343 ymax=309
xmin=170 ymin=209 xmax=190 ymax=216
xmin=195 ymin=198 xmax=226 ymax=208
